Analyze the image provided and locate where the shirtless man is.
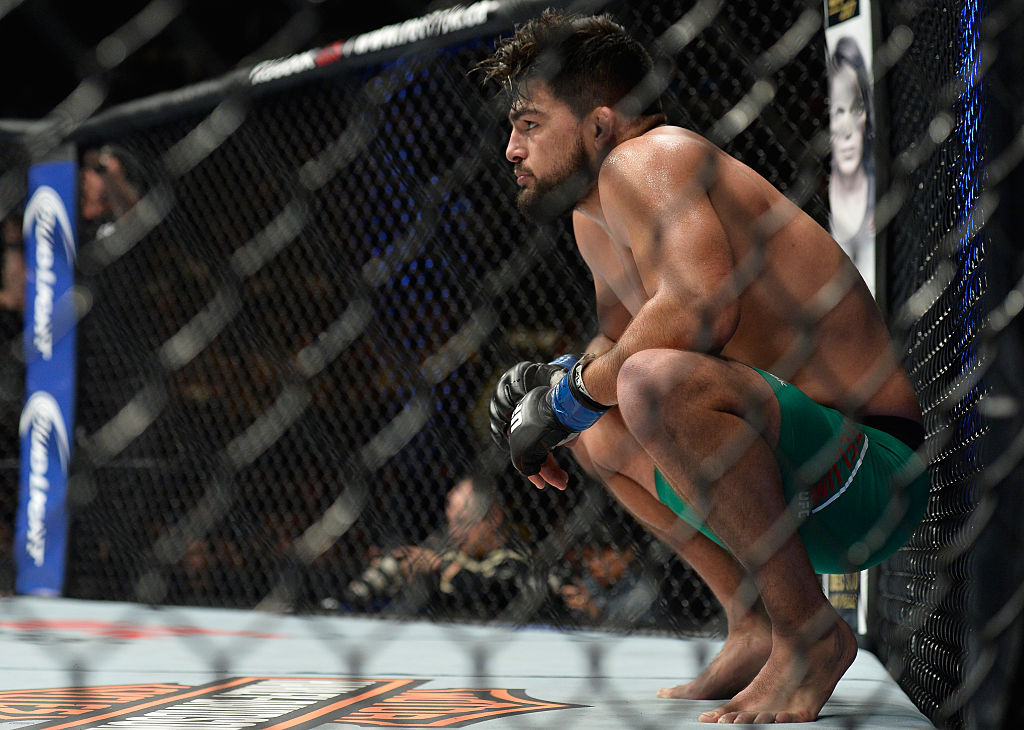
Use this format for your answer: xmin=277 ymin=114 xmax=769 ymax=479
xmin=478 ymin=11 xmax=929 ymax=724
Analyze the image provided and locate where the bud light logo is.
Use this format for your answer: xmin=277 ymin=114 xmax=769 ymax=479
xmin=17 ymin=157 xmax=77 ymax=595
xmin=23 ymin=185 xmax=76 ymax=361
xmin=19 ymin=392 xmax=71 ymax=568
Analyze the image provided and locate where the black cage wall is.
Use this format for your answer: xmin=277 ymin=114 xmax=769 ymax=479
xmin=3 ymin=0 xmax=1023 ymax=727
xmin=57 ymin=0 xmax=828 ymax=632
xmin=873 ymin=1 xmax=1024 ymax=729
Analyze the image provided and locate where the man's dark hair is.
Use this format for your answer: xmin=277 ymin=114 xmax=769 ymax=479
xmin=460 ymin=473 xmax=501 ymax=521
xmin=475 ymin=10 xmax=663 ymax=119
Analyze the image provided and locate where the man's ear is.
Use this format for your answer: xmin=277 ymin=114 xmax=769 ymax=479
xmin=590 ymin=106 xmax=616 ymax=149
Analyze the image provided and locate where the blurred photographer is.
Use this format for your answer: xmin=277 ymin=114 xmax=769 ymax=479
xmin=346 ymin=475 xmax=535 ymax=620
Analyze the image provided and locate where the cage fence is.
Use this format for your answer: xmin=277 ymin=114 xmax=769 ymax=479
xmin=0 ymin=0 xmax=1023 ymax=728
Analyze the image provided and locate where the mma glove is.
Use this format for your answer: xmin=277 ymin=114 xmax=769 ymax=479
xmin=508 ymin=356 xmax=610 ymax=476
xmin=489 ymin=355 xmax=579 ymax=448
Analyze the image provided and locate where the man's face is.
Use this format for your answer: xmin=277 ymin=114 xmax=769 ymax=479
xmin=505 ymin=82 xmax=596 ymax=222
xmin=80 ymin=167 xmax=107 ymax=213
xmin=446 ymin=480 xmax=499 ymax=555
xmin=446 ymin=480 xmax=477 ymax=538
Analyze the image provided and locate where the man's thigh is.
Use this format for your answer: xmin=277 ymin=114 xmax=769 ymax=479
xmin=617 ymin=350 xmax=782 ymax=453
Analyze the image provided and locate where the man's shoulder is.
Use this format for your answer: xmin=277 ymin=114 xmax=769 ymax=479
xmin=613 ymin=125 xmax=709 ymax=157
xmin=601 ymin=126 xmax=717 ymax=184
xmin=596 ymin=127 xmax=721 ymax=216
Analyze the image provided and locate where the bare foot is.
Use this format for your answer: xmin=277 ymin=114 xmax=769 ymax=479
xmin=697 ymin=616 xmax=858 ymax=724
xmin=657 ymin=614 xmax=772 ymax=700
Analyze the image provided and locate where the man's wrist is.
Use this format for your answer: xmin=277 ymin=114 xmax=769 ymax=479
xmin=567 ymin=354 xmax=610 ymax=410
xmin=548 ymin=359 xmax=609 ymax=431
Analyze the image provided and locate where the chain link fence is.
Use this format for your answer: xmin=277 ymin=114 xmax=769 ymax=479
xmin=2 ymin=0 xmax=1023 ymax=727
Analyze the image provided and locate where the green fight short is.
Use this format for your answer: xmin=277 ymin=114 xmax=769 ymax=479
xmin=653 ymin=367 xmax=930 ymax=574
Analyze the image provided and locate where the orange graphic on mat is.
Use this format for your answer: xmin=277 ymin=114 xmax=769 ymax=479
xmin=342 ymin=687 xmax=581 ymax=727
xmin=0 ymin=678 xmax=584 ymax=729
xmin=0 ymin=685 xmax=184 ymax=720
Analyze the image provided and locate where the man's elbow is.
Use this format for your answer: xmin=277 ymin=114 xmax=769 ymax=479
xmin=693 ymin=303 xmax=738 ymax=354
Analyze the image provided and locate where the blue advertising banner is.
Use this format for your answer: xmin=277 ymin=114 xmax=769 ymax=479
xmin=15 ymin=155 xmax=78 ymax=596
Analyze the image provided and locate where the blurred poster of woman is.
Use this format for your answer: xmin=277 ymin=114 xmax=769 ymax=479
xmin=829 ymin=36 xmax=875 ymax=289
xmin=823 ymin=0 xmax=876 ymax=636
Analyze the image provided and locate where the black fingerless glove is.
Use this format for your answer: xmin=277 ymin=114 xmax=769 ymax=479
xmin=489 ymin=355 xmax=578 ymax=448
xmin=508 ymin=358 xmax=609 ymax=476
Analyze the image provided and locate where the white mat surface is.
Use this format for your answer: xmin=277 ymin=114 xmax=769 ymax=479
xmin=0 ymin=596 xmax=934 ymax=728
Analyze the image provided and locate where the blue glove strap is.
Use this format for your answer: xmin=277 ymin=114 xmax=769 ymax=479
xmin=548 ymin=354 xmax=579 ymax=370
xmin=549 ymin=374 xmax=605 ymax=431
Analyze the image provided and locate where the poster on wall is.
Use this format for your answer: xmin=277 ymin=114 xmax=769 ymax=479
xmin=825 ymin=0 xmax=875 ymax=296
xmin=823 ymin=0 xmax=874 ymax=636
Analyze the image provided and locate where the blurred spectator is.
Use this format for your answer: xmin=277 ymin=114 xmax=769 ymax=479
xmin=0 ymin=211 xmax=24 ymax=312
xmin=162 ymin=535 xmax=252 ymax=608
xmin=0 ymin=209 xmax=24 ymax=594
xmin=344 ymin=475 xmax=536 ymax=620
xmin=550 ymin=523 xmax=663 ymax=630
xmin=80 ymin=145 xmax=141 ymax=244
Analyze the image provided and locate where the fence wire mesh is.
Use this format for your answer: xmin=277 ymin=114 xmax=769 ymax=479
xmin=1 ymin=0 xmax=1022 ymax=728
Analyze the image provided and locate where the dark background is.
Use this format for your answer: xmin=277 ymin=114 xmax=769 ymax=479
xmin=0 ymin=0 xmax=442 ymax=119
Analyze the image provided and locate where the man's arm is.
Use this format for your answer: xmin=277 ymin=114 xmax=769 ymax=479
xmin=577 ymin=139 xmax=740 ymax=406
xmin=594 ymin=275 xmax=631 ymax=345
xmin=573 ymin=210 xmax=632 ymax=344
xmin=506 ymin=140 xmax=739 ymax=485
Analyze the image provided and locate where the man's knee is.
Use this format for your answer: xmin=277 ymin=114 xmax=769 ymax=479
xmin=617 ymin=349 xmax=722 ymax=436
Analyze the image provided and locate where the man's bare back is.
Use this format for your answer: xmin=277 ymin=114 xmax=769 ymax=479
xmin=574 ymin=125 xmax=920 ymax=423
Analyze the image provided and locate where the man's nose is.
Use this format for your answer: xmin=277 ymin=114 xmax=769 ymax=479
xmin=506 ymin=131 xmax=525 ymax=163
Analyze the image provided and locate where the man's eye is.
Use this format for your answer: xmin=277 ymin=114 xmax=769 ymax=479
xmin=524 ymin=121 xmax=538 ymax=130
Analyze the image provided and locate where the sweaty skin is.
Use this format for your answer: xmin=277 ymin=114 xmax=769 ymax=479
xmin=505 ymin=81 xmax=920 ymax=723
xmin=573 ymin=125 xmax=917 ymax=420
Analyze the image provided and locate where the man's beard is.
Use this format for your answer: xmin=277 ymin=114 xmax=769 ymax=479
xmin=516 ymin=138 xmax=596 ymax=224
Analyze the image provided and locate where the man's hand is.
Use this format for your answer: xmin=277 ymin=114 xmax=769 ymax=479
xmin=440 ymin=560 xmax=462 ymax=585
xmin=508 ymin=358 xmax=610 ymax=487
xmin=489 ymin=355 xmax=577 ymax=448
xmin=508 ymin=387 xmax=578 ymax=478
xmin=561 ymin=578 xmax=600 ymax=619
xmin=391 ymin=546 xmax=443 ymax=576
